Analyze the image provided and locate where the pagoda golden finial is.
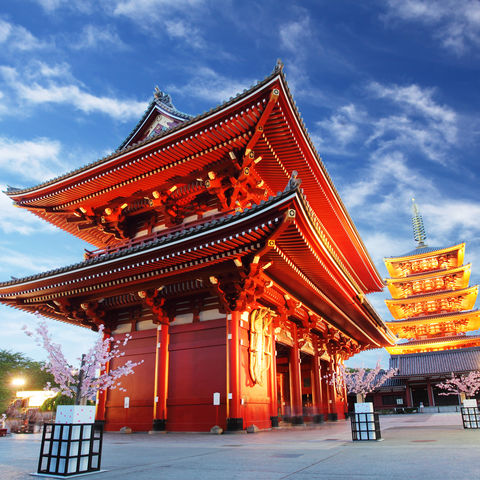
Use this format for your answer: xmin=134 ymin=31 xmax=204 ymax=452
xmin=411 ymin=198 xmax=427 ymax=248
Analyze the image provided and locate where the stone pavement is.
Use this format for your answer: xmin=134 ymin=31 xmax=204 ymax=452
xmin=1 ymin=413 xmax=479 ymax=480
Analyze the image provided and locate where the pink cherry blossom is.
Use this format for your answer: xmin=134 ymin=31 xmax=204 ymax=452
xmin=436 ymin=371 xmax=480 ymax=398
xmin=24 ymin=314 xmax=143 ymax=403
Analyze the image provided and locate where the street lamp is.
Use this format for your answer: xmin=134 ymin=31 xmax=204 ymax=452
xmin=11 ymin=377 xmax=26 ymax=388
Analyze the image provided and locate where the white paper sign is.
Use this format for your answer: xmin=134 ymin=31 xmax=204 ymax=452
xmin=213 ymin=392 xmax=220 ymax=406
xmin=124 ymin=397 xmax=130 ymax=409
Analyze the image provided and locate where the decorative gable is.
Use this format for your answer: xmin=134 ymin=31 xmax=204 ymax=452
xmin=118 ymin=87 xmax=192 ymax=150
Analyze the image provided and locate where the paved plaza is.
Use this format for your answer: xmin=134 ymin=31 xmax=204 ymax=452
xmin=1 ymin=413 xmax=479 ymax=480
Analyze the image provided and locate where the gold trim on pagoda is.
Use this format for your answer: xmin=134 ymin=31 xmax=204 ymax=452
xmin=386 ymin=335 xmax=480 ymax=355
xmin=386 ymin=264 xmax=471 ymax=299
xmin=384 ymin=243 xmax=465 ymax=278
xmin=385 ymin=285 xmax=478 ymax=320
xmin=386 ymin=309 xmax=480 ymax=339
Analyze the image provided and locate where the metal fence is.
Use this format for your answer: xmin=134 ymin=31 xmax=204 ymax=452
xmin=350 ymin=412 xmax=381 ymax=441
xmin=38 ymin=423 xmax=103 ymax=476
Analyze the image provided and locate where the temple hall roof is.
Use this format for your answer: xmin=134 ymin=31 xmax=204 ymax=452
xmin=389 ymin=346 xmax=480 ymax=377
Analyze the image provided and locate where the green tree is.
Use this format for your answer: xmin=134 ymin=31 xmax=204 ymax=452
xmin=0 ymin=349 xmax=54 ymax=413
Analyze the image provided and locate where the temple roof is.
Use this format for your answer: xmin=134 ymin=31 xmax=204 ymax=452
xmin=0 ymin=180 xmax=394 ymax=348
xmin=385 ymin=243 xmax=464 ymax=262
xmin=4 ymin=67 xmax=282 ymax=197
xmin=117 ymin=88 xmax=193 ymax=151
xmin=386 ymin=308 xmax=480 ymax=326
xmin=390 ymin=346 xmax=480 ymax=376
xmin=2 ymin=64 xmax=384 ymax=294
xmin=386 ymin=334 xmax=480 ymax=355
xmin=0 ymin=180 xmax=296 ymax=289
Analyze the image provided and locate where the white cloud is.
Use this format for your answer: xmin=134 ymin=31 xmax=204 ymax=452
xmin=0 ymin=19 xmax=48 ymax=51
xmin=0 ymin=245 xmax=60 ymax=274
xmin=315 ymin=81 xmax=458 ymax=165
xmin=0 ymin=64 xmax=147 ymax=121
xmin=315 ymin=104 xmax=365 ymax=151
xmin=72 ymin=24 xmax=128 ymax=50
xmin=32 ymin=0 xmax=95 ymax=13
xmin=0 ymin=138 xmax=64 ymax=182
xmin=383 ymin=0 xmax=480 ymax=55
xmin=0 ymin=184 xmax=57 ymax=236
xmin=279 ymin=16 xmax=312 ymax=53
xmin=166 ymin=66 xmax=254 ymax=104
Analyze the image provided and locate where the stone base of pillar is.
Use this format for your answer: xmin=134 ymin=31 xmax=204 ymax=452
xmin=290 ymin=415 xmax=304 ymax=425
xmin=327 ymin=413 xmax=338 ymax=422
xmin=152 ymin=419 xmax=166 ymax=431
xmin=226 ymin=417 xmax=244 ymax=431
xmin=94 ymin=419 xmax=105 ymax=431
xmin=312 ymin=414 xmax=324 ymax=424
xmin=270 ymin=416 xmax=279 ymax=427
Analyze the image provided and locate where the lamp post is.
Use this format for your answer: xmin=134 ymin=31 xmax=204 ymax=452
xmin=11 ymin=377 xmax=26 ymax=388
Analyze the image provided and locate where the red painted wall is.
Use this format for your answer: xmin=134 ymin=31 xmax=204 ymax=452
xmin=104 ymin=330 xmax=156 ymax=432
xmin=167 ymin=319 xmax=227 ymax=431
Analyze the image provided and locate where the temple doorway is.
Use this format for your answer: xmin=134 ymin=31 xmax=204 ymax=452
xmin=411 ymin=385 xmax=430 ymax=407
xmin=300 ymin=352 xmax=314 ymax=419
xmin=275 ymin=342 xmax=291 ymax=420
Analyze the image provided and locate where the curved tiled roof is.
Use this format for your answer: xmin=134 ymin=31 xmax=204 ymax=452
xmin=0 ymin=182 xmax=298 ymax=289
xmin=390 ymin=346 xmax=480 ymax=376
xmin=386 ymin=245 xmax=457 ymax=260
xmin=4 ymin=66 xmax=282 ymax=196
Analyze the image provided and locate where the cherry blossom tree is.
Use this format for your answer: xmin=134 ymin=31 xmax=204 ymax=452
xmin=343 ymin=363 xmax=397 ymax=403
xmin=24 ymin=318 xmax=143 ymax=405
xmin=436 ymin=371 xmax=480 ymax=401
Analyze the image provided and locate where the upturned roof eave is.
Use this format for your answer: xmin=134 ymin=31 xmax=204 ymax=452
xmin=4 ymin=64 xmax=383 ymax=291
xmin=4 ymin=67 xmax=282 ymax=199
xmin=384 ymin=243 xmax=465 ymax=262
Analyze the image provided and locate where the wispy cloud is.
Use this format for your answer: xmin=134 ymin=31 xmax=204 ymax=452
xmin=278 ymin=14 xmax=315 ymax=93
xmin=71 ymin=24 xmax=129 ymax=50
xmin=279 ymin=16 xmax=312 ymax=53
xmin=0 ymin=18 xmax=49 ymax=51
xmin=0 ymin=185 xmax=56 ymax=235
xmin=0 ymin=64 xmax=147 ymax=121
xmin=0 ymin=244 xmax=61 ymax=274
xmin=0 ymin=138 xmax=64 ymax=183
xmin=383 ymin=0 xmax=480 ymax=55
xmin=110 ymin=0 xmax=209 ymax=48
xmin=315 ymin=81 xmax=458 ymax=165
xmin=166 ymin=66 xmax=254 ymax=104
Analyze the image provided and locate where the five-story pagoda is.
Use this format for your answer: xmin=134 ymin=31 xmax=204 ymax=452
xmin=379 ymin=200 xmax=480 ymax=408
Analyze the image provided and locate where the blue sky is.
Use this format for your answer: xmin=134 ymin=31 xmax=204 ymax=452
xmin=0 ymin=0 xmax=479 ymax=369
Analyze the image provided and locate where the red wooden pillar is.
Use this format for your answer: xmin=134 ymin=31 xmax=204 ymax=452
xmin=311 ymin=337 xmax=323 ymax=423
xmin=95 ymin=330 xmax=110 ymax=423
xmin=289 ymin=324 xmax=303 ymax=424
xmin=427 ymin=379 xmax=434 ymax=407
xmin=324 ymin=361 xmax=338 ymax=421
xmin=227 ymin=311 xmax=243 ymax=431
xmin=406 ymin=384 xmax=412 ymax=407
xmin=152 ymin=322 xmax=169 ymax=431
xmin=270 ymin=326 xmax=279 ymax=427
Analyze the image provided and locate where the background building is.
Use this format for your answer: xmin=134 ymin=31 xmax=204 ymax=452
xmin=376 ymin=201 xmax=480 ymax=410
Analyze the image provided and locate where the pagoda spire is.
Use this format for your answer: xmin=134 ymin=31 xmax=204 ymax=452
xmin=411 ymin=198 xmax=427 ymax=248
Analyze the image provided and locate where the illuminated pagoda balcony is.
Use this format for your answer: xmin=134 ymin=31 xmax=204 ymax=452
xmin=385 ymin=285 xmax=478 ymax=320
xmin=386 ymin=334 xmax=480 ymax=355
xmin=384 ymin=244 xmax=465 ymax=279
xmin=385 ymin=309 xmax=480 ymax=340
xmin=386 ymin=264 xmax=471 ymax=299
